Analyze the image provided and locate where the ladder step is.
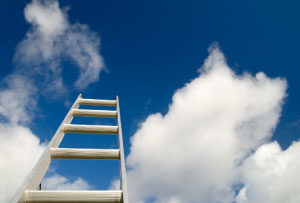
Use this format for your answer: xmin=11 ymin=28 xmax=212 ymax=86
xmin=64 ymin=124 xmax=118 ymax=134
xmin=78 ymin=98 xmax=117 ymax=106
xmin=51 ymin=148 xmax=120 ymax=160
xmin=25 ymin=190 xmax=123 ymax=203
xmin=72 ymin=109 xmax=117 ymax=118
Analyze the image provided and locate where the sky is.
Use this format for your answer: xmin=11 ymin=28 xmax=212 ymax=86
xmin=1 ymin=0 xmax=300 ymax=202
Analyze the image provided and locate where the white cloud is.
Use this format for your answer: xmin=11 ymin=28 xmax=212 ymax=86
xmin=237 ymin=141 xmax=300 ymax=203
xmin=0 ymin=74 xmax=37 ymax=124
xmin=0 ymin=124 xmax=45 ymax=203
xmin=15 ymin=0 xmax=105 ymax=92
xmin=42 ymin=173 xmax=90 ymax=190
xmin=126 ymin=44 xmax=287 ymax=203
xmin=24 ymin=0 xmax=67 ymax=37
xmin=109 ymin=178 xmax=120 ymax=190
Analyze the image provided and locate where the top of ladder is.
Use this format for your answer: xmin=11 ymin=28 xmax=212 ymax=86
xmin=78 ymin=98 xmax=117 ymax=106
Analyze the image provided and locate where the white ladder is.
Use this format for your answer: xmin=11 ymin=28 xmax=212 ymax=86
xmin=13 ymin=94 xmax=129 ymax=203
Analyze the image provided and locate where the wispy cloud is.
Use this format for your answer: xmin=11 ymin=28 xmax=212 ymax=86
xmin=42 ymin=173 xmax=90 ymax=190
xmin=0 ymin=74 xmax=37 ymax=124
xmin=126 ymin=44 xmax=288 ymax=203
xmin=14 ymin=0 xmax=105 ymax=93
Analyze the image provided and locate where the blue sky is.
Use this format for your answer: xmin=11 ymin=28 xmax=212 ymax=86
xmin=1 ymin=0 xmax=300 ymax=202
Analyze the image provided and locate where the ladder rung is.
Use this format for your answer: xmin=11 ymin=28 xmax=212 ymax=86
xmin=25 ymin=190 xmax=123 ymax=203
xmin=51 ymin=148 xmax=120 ymax=160
xmin=72 ymin=109 xmax=117 ymax=118
xmin=64 ymin=124 xmax=118 ymax=134
xmin=78 ymin=98 xmax=117 ymax=106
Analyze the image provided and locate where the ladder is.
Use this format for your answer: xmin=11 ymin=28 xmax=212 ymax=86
xmin=13 ymin=94 xmax=129 ymax=203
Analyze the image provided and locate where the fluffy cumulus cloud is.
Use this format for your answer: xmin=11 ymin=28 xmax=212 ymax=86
xmin=238 ymin=141 xmax=300 ymax=203
xmin=126 ymin=44 xmax=290 ymax=203
xmin=0 ymin=125 xmax=44 ymax=203
xmin=15 ymin=0 xmax=105 ymax=92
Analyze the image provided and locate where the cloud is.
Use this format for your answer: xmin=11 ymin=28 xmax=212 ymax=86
xmin=24 ymin=0 xmax=67 ymax=37
xmin=42 ymin=173 xmax=90 ymax=190
xmin=237 ymin=141 xmax=300 ymax=203
xmin=0 ymin=124 xmax=45 ymax=203
xmin=126 ymin=44 xmax=287 ymax=203
xmin=109 ymin=178 xmax=120 ymax=190
xmin=0 ymin=74 xmax=37 ymax=124
xmin=14 ymin=0 xmax=105 ymax=92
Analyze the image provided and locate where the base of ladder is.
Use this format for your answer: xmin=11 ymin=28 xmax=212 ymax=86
xmin=24 ymin=190 xmax=123 ymax=203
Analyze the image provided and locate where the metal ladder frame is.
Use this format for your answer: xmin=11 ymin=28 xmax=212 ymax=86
xmin=12 ymin=94 xmax=129 ymax=203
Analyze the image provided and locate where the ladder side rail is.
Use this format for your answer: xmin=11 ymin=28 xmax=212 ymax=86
xmin=12 ymin=94 xmax=82 ymax=203
xmin=116 ymin=96 xmax=129 ymax=203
